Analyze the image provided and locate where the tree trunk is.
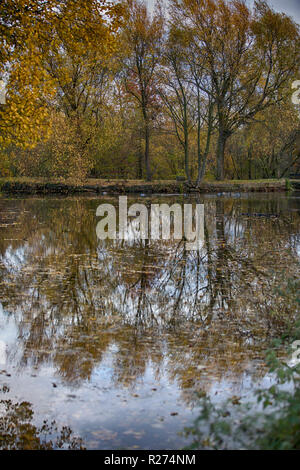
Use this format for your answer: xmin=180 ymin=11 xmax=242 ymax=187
xmin=137 ymin=152 xmax=143 ymax=179
xmin=144 ymin=119 xmax=151 ymax=182
xmin=183 ymin=101 xmax=191 ymax=184
xmin=196 ymin=89 xmax=202 ymax=186
xmin=196 ymin=99 xmax=213 ymax=187
xmin=196 ymin=150 xmax=208 ymax=186
xmin=137 ymin=137 xmax=143 ymax=179
xmin=216 ymin=128 xmax=227 ymax=181
xmin=248 ymin=146 xmax=252 ymax=180
xmin=184 ymin=135 xmax=191 ymax=184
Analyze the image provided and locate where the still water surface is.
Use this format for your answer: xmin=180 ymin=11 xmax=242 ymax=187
xmin=0 ymin=192 xmax=299 ymax=449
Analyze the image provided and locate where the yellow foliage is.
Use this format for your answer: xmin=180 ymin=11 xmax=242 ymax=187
xmin=0 ymin=0 xmax=124 ymax=148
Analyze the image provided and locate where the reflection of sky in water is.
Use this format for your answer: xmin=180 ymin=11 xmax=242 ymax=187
xmin=0 ymin=332 xmax=286 ymax=449
xmin=0 ymin=333 xmax=292 ymax=449
xmin=2 ymin=245 xmax=27 ymax=270
xmin=0 ymin=193 xmax=299 ymax=448
xmin=0 ymin=303 xmax=17 ymax=360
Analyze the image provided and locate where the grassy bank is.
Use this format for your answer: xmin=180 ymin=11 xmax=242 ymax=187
xmin=0 ymin=177 xmax=289 ymax=195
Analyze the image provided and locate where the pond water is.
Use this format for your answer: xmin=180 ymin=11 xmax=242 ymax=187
xmin=0 ymin=192 xmax=299 ymax=449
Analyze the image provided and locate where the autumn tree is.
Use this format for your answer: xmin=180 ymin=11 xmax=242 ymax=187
xmin=159 ymin=32 xmax=195 ymax=183
xmin=0 ymin=0 xmax=56 ymax=146
xmin=159 ymin=15 xmax=217 ymax=185
xmin=120 ymin=0 xmax=164 ymax=181
xmin=39 ymin=1 xmax=123 ymax=178
xmin=0 ymin=0 xmax=123 ymax=152
xmin=170 ymin=0 xmax=300 ymax=180
xmin=246 ymin=102 xmax=300 ymax=178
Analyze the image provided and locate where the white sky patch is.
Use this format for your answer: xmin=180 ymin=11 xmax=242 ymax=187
xmin=264 ymin=0 xmax=300 ymax=23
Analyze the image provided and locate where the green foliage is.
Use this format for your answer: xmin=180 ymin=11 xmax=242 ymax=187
xmin=204 ymin=170 xmax=216 ymax=182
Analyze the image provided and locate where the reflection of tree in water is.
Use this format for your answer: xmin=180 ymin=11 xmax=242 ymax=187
xmin=0 ymin=195 xmax=299 ymax=393
xmin=0 ymin=398 xmax=84 ymax=450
